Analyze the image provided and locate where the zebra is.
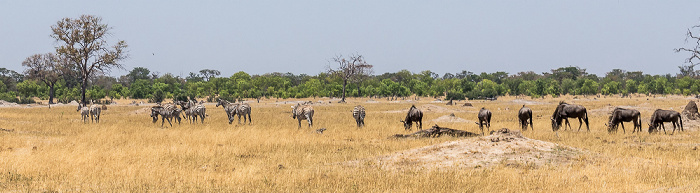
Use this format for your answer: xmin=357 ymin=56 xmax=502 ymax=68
xmin=161 ymin=103 xmax=182 ymax=125
xmin=151 ymin=105 xmax=181 ymax=127
xmin=178 ymin=100 xmax=207 ymax=124
xmin=291 ymin=103 xmax=314 ymax=128
xmin=186 ymin=100 xmax=207 ymax=124
xmin=77 ymin=104 xmax=90 ymax=123
xmin=89 ymin=104 xmax=101 ymax=123
xmin=352 ymin=105 xmax=366 ymax=127
xmin=235 ymin=103 xmax=252 ymax=125
xmin=216 ymin=99 xmax=238 ymax=124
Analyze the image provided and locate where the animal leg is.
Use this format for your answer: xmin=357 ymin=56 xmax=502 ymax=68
xmin=308 ymin=115 xmax=313 ymax=127
xmin=620 ymin=122 xmax=625 ymax=134
xmin=577 ymin=118 xmax=583 ymax=131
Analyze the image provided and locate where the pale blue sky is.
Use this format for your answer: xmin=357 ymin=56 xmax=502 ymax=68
xmin=1 ymin=1 xmax=699 ymax=77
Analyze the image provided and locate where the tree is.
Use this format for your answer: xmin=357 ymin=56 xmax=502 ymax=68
xmin=126 ymin=67 xmax=151 ymax=83
xmin=22 ymin=53 xmax=66 ymax=104
xmin=675 ymin=21 xmax=700 ymax=77
xmin=327 ymin=54 xmax=373 ymax=102
xmin=51 ymin=15 xmax=128 ymax=105
xmin=199 ymin=69 xmax=221 ymax=82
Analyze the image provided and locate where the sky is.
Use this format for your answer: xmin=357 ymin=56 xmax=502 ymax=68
xmin=1 ymin=1 xmax=700 ymax=78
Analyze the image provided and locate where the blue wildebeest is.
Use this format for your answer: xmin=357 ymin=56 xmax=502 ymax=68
xmin=648 ymin=109 xmax=683 ymax=134
xmin=475 ymin=107 xmax=492 ymax=134
xmin=401 ymin=105 xmax=423 ymax=130
xmin=551 ymin=102 xmax=589 ymax=133
xmin=606 ymin=107 xmax=641 ymax=134
xmin=518 ymin=105 xmax=533 ymax=131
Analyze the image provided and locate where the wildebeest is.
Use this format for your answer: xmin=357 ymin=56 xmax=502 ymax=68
xmin=352 ymin=105 xmax=366 ymax=127
xmin=475 ymin=107 xmax=492 ymax=134
xmin=605 ymin=107 xmax=641 ymax=133
xmin=648 ymin=109 xmax=683 ymax=134
xmin=77 ymin=104 xmax=90 ymax=123
xmin=400 ymin=105 xmax=423 ymax=130
xmin=89 ymin=104 xmax=101 ymax=123
xmin=551 ymin=102 xmax=589 ymax=132
xmin=518 ymin=105 xmax=533 ymax=131
xmin=292 ymin=103 xmax=314 ymax=128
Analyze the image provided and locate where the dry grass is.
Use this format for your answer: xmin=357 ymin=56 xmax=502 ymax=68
xmin=1 ymin=96 xmax=699 ymax=192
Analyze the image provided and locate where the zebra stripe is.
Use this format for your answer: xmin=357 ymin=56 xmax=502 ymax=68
xmin=236 ymin=103 xmax=252 ymax=125
xmin=217 ymin=99 xmax=238 ymax=124
xmin=151 ymin=105 xmax=180 ymax=127
xmin=352 ymin=105 xmax=366 ymax=127
xmin=77 ymin=104 xmax=90 ymax=123
xmin=292 ymin=103 xmax=314 ymax=128
xmin=89 ymin=104 xmax=101 ymax=123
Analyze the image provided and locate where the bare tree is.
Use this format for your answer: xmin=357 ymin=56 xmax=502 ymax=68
xmin=675 ymin=21 xmax=700 ymax=78
xmin=22 ymin=53 xmax=67 ymax=104
xmin=327 ymin=54 xmax=373 ymax=103
xmin=51 ymin=15 xmax=128 ymax=105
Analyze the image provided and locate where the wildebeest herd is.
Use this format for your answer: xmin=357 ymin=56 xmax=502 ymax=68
xmin=77 ymin=100 xmax=686 ymax=135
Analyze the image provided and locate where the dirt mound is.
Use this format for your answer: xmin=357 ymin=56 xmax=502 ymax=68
xmin=682 ymin=101 xmax=700 ymax=120
xmin=352 ymin=128 xmax=581 ymax=170
xmin=431 ymin=114 xmax=473 ymax=123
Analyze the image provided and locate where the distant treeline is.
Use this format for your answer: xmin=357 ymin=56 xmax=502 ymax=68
xmin=1 ymin=66 xmax=698 ymax=104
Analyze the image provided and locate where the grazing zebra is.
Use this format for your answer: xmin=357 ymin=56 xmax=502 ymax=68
xmin=77 ymin=104 xmax=90 ymax=123
xmin=216 ymin=99 xmax=238 ymax=124
xmin=236 ymin=103 xmax=252 ymax=125
xmin=352 ymin=105 xmax=366 ymax=127
xmin=150 ymin=105 xmax=181 ymax=127
xmin=161 ymin=103 xmax=182 ymax=125
xmin=89 ymin=104 xmax=101 ymax=123
xmin=291 ymin=103 xmax=314 ymax=128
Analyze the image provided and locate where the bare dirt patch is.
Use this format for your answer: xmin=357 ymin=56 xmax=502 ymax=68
xmin=431 ymin=114 xmax=473 ymax=123
xmin=510 ymin=99 xmax=550 ymax=105
xmin=348 ymin=129 xmax=581 ymax=170
xmin=383 ymin=104 xmax=468 ymax=114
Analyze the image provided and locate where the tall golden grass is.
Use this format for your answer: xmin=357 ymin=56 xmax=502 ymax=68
xmin=0 ymin=96 xmax=699 ymax=192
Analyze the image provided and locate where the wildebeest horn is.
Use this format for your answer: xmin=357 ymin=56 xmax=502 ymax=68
xmin=550 ymin=117 xmax=554 ymax=121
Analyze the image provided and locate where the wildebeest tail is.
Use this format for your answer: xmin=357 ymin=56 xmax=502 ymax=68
xmin=529 ymin=111 xmax=533 ymax=128
xmin=680 ymin=116 xmax=684 ymax=131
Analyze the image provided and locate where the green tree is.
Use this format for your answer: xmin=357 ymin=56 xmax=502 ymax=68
xmin=22 ymin=53 xmax=66 ymax=104
xmin=601 ymin=81 xmax=621 ymax=95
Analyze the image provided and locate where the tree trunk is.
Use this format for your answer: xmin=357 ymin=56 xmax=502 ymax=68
xmin=81 ymin=78 xmax=87 ymax=105
xmin=48 ymin=82 xmax=55 ymax=104
xmin=341 ymin=79 xmax=347 ymax=102
xmin=390 ymin=124 xmax=480 ymax=138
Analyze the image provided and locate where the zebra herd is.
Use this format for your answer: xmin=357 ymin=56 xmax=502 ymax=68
xmin=76 ymin=100 xmax=686 ymax=135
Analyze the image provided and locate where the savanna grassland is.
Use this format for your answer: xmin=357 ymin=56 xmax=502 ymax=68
xmin=1 ymin=96 xmax=700 ymax=192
